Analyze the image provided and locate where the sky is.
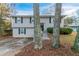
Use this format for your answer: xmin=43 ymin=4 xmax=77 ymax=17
xmin=12 ymin=3 xmax=79 ymax=16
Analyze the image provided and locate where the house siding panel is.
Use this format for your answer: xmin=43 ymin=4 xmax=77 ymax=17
xmin=11 ymin=16 xmax=64 ymax=37
xmin=13 ymin=27 xmax=34 ymax=37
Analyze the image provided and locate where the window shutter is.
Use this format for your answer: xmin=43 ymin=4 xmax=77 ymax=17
xmin=24 ymin=28 xmax=26 ymax=34
xmin=30 ymin=17 xmax=32 ymax=23
xmin=21 ymin=17 xmax=23 ymax=23
xmin=18 ymin=28 xmax=20 ymax=34
xmin=49 ymin=17 xmax=51 ymax=23
xmin=15 ymin=17 xmax=17 ymax=23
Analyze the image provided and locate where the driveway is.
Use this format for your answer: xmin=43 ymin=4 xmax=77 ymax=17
xmin=0 ymin=31 xmax=49 ymax=56
xmin=0 ymin=38 xmax=33 ymax=56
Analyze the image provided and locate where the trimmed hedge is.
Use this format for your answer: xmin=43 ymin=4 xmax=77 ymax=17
xmin=47 ymin=27 xmax=73 ymax=35
xmin=47 ymin=27 xmax=53 ymax=33
xmin=60 ymin=28 xmax=73 ymax=35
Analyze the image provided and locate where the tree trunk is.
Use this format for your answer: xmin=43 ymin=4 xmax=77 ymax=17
xmin=33 ymin=3 xmax=42 ymax=49
xmin=52 ymin=3 xmax=62 ymax=48
xmin=72 ymin=27 xmax=79 ymax=52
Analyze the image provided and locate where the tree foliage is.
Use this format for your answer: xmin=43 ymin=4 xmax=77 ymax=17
xmin=64 ymin=17 xmax=73 ymax=25
xmin=0 ymin=3 xmax=11 ymax=36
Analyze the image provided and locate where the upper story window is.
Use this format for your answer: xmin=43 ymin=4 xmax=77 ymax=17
xmin=15 ymin=17 xmax=23 ymax=23
xmin=17 ymin=17 xmax=21 ymax=23
xmin=49 ymin=17 xmax=51 ymax=23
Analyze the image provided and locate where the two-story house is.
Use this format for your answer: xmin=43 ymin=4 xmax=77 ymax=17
xmin=11 ymin=15 xmax=65 ymax=37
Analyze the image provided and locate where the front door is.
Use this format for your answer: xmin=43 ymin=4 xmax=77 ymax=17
xmin=40 ymin=23 xmax=44 ymax=31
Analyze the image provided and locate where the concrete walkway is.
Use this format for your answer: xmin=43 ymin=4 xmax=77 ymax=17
xmin=0 ymin=38 xmax=33 ymax=56
xmin=42 ymin=31 xmax=50 ymax=40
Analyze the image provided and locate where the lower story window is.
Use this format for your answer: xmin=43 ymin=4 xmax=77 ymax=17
xmin=18 ymin=28 xmax=26 ymax=34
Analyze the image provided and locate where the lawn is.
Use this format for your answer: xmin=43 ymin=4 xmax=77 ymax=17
xmin=60 ymin=32 xmax=77 ymax=48
xmin=16 ymin=32 xmax=79 ymax=56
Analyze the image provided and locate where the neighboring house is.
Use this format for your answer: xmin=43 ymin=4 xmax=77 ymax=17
xmin=11 ymin=15 xmax=65 ymax=37
xmin=68 ymin=23 xmax=79 ymax=32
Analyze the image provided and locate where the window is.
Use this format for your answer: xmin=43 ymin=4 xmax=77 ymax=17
xmin=49 ymin=17 xmax=51 ymax=23
xmin=18 ymin=28 xmax=26 ymax=34
xmin=30 ymin=17 xmax=32 ymax=23
xmin=15 ymin=17 xmax=23 ymax=23
xmin=15 ymin=17 xmax=17 ymax=23
xmin=17 ymin=17 xmax=21 ymax=23
xmin=20 ymin=28 xmax=24 ymax=34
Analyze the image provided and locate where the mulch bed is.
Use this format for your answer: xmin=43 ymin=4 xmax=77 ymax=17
xmin=0 ymin=36 xmax=12 ymax=40
xmin=15 ymin=40 xmax=79 ymax=56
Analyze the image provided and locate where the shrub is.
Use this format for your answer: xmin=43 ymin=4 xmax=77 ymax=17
xmin=47 ymin=27 xmax=53 ymax=34
xmin=47 ymin=27 xmax=73 ymax=35
xmin=60 ymin=28 xmax=73 ymax=35
xmin=4 ymin=30 xmax=12 ymax=36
